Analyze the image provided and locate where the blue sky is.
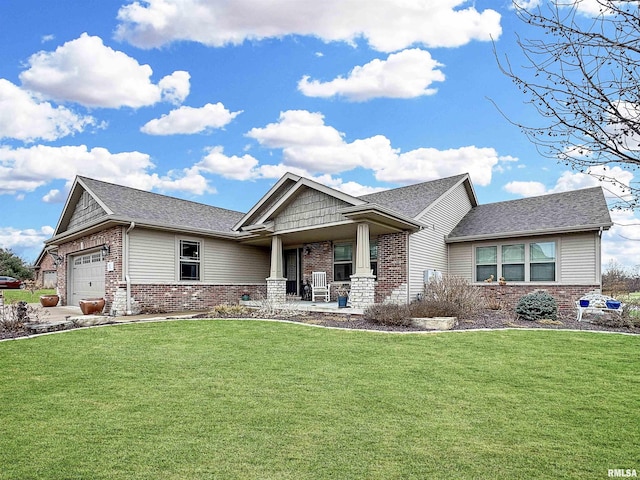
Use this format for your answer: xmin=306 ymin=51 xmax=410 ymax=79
xmin=0 ymin=0 xmax=638 ymax=270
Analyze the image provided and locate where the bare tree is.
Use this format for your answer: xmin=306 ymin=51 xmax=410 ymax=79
xmin=497 ymin=0 xmax=640 ymax=208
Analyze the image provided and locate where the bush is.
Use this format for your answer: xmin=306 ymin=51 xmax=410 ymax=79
xmin=363 ymin=303 xmax=411 ymax=327
xmin=515 ymin=291 xmax=557 ymax=321
xmin=414 ymin=274 xmax=484 ymax=318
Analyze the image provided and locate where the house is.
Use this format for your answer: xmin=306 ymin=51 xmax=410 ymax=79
xmin=43 ymin=172 xmax=612 ymax=315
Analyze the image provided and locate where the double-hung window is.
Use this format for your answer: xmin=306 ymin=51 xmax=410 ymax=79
xmin=333 ymin=240 xmax=379 ymax=281
xmin=475 ymin=241 xmax=556 ymax=282
xmin=530 ymin=242 xmax=556 ymax=281
xmin=334 ymin=243 xmax=353 ymax=281
xmin=179 ymin=239 xmax=201 ymax=281
xmin=476 ymin=246 xmax=497 ymax=281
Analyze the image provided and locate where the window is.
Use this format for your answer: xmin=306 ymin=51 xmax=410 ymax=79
xmin=333 ymin=243 xmax=352 ymax=281
xmin=530 ymin=242 xmax=556 ymax=281
xmin=475 ymin=241 xmax=556 ymax=283
xmin=180 ymin=239 xmax=200 ymax=281
xmin=333 ymin=240 xmax=379 ymax=281
xmin=476 ymin=246 xmax=497 ymax=282
xmin=501 ymin=244 xmax=524 ymax=281
xmin=370 ymin=240 xmax=378 ymax=277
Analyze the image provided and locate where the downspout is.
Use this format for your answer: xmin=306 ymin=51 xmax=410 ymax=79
xmin=125 ymin=222 xmax=136 ymax=314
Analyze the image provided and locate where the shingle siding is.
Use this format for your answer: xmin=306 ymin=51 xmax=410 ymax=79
xmin=274 ymin=188 xmax=350 ymax=231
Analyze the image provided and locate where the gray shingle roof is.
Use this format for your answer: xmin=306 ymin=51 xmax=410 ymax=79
xmin=447 ymin=187 xmax=612 ymax=241
xmin=79 ymin=176 xmax=244 ymax=233
xmin=358 ymin=173 xmax=469 ymax=218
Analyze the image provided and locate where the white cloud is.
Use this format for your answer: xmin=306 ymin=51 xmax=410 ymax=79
xmin=116 ymin=0 xmax=502 ymax=52
xmin=0 ymin=144 xmax=211 ymax=199
xmin=195 ymin=146 xmax=260 ymax=180
xmin=298 ymin=49 xmax=445 ymax=101
xmin=0 ymin=79 xmax=96 ymax=142
xmin=245 ymin=109 xmax=508 ymax=186
xmin=503 ymin=181 xmax=547 ymax=197
xmin=141 ymin=103 xmax=242 ymax=135
xmin=19 ymin=33 xmax=190 ymax=108
xmin=0 ymin=226 xmax=54 ymax=253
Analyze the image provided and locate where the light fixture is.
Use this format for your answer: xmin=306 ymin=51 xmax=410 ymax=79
xmin=304 ymin=246 xmax=312 ymax=255
xmin=49 ymin=251 xmax=64 ymax=266
xmin=101 ymin=244 xmax=110 ymax=257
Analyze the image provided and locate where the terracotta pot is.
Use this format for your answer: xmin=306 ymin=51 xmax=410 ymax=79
xmin=79 ymin=298 xmax=105 ymax=315
xmin=40 ymin=295 xmax=60 ymax=307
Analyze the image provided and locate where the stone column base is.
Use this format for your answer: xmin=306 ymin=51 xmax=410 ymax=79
xmin=349 ymin=274 xmax=375 ymax=309
xmin=266 ymin=277 xmax=287 ymax=304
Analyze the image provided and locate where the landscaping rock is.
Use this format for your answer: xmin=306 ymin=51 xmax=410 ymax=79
xmin=411 ymin=317 xmax=457 ymax=330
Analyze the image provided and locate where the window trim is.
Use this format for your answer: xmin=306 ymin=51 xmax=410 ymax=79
xmin=333 ymin=239 xmax=378 ymax=282
xmin=177 ymin=237 xmax=202 ymax=282
xmin=474 ymin=240 xmax=557 ymax=283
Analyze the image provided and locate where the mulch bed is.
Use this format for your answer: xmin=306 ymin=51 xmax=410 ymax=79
xmin=2 ymin=308 xmax=639 ymax=341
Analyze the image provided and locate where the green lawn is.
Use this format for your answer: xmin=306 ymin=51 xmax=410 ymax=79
xmin=1 ymin=288 xmax=56 ymax=304
xmin=1 ymin=320 xmax=638 ymax=479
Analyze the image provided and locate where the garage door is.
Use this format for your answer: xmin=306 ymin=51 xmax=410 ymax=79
xmin=70 ymin=252 xmax=105 ymax=306
xmin=42 ymin=270 xmax=57 ymax=289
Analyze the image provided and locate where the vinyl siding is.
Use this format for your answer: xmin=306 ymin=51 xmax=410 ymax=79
xmin=408 ymin=182 xmax=473 ymax=299
xmin=559 ymin=232 xmax=599 ymax=284
xmin=448 ymin=232 xmax=600 ymax=284
xmin=448 ymin=243 xmax=473 ymax=280
xmin=129 ymin=228 xmax=269 ymax=284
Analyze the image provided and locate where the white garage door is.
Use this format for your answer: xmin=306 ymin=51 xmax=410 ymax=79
xmin=70 ymin=252 xmax=105 ymax=306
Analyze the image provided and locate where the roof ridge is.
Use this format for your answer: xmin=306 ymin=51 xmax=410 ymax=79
xmin=479 ymin=186 xmax=603 ymax=207
xmin=357 ymin=173 xmax=467 ymax=200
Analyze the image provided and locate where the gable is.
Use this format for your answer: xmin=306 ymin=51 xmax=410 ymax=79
xmin=273 ymin=187 xmax=352 ymax=232
xmin=66 ymin=189 xmax=108 ymax=232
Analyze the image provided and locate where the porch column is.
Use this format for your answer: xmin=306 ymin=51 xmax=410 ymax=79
xmin=350 ymin=222 xmax=375 ymax=309
xmin=266 ymin=235 xmax=286 ymax=304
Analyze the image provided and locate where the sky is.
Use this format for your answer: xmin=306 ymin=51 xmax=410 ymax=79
xmin=0 ymin=0 xmax=638 ymax=271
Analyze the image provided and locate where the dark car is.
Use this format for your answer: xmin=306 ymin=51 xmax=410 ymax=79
xmin=0 ymin=276 xmax=23 ymax=289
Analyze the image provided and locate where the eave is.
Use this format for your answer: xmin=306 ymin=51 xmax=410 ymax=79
xmin=445 ymin=222 xmax=613 ymax=244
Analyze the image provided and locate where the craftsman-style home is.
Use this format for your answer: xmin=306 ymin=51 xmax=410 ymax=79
xmin=42 ymin=172 xmax=612 ymax=315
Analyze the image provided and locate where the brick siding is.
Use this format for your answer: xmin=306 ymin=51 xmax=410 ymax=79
xmin=375 ymin=232 xmax=408 ymax=303
xmin=130 ymin=284 xmax=267 ymax=313
xmin=481 ymin=283 xmax=601 ymax=315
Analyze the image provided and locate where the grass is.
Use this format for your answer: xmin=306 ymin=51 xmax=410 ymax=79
xmin=1 ymin=288 xmax=56 ymax=304
xmin=0 ymin=320 xmax=639 ymax=479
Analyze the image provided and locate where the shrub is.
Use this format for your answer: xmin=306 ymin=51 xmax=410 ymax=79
xmin=414 ymin=274 xmax=484 ymax=318
xmin=363 ymin=303 xmax=411 ymax=327
xmin=515 ymin=291 xmax=557 ymax=321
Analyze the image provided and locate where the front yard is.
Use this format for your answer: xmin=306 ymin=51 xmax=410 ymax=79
xmin=1 ymin=320 xmax=638 ymax=479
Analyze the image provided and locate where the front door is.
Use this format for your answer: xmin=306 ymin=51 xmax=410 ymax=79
xmin=284 ymin=249 xmax=299 ymax=295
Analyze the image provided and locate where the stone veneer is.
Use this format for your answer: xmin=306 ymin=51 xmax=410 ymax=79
xmin=266 ymin=278 xmax=287 ymax=304
xmin=349 ymin=275 xmax=376 ymax=308
xmin=481 ymin=284 xmax=602 ymax=315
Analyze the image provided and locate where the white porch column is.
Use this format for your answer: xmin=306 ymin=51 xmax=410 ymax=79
xmin=267 ymin=235 xmax=286 ymax=303
xmin=350 ymin=222 xmax=375 ymax=309
xmin=354 ymin=222 xmax=372 ymax=275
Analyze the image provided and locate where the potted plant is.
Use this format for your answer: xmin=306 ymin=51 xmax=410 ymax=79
xmin=79 ymin=298 xmax=105 ymax=315
xmin=336 ymin=286 xmax=349 ymax=308
xmin=241 ymin=292 xmax=250 ymax=301
xmin=39 ymin=294 xmax=60 ymax=307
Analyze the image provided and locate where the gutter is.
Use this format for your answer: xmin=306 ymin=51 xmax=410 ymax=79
xmin=445 ymin=223 xmax=613 ymax=244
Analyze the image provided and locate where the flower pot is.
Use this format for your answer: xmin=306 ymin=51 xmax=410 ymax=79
xmin=39 ymin=295 xmax=59 ymax=307
xmin=79 ymin=298 xmax=105 ymax=315
xmin=606 ymin=300 xmax=621 ymax=309
xmin=337 ymin=296 xmax=348 ymax=308
xmin=579 ymin=299 xmax=590 ymax=307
